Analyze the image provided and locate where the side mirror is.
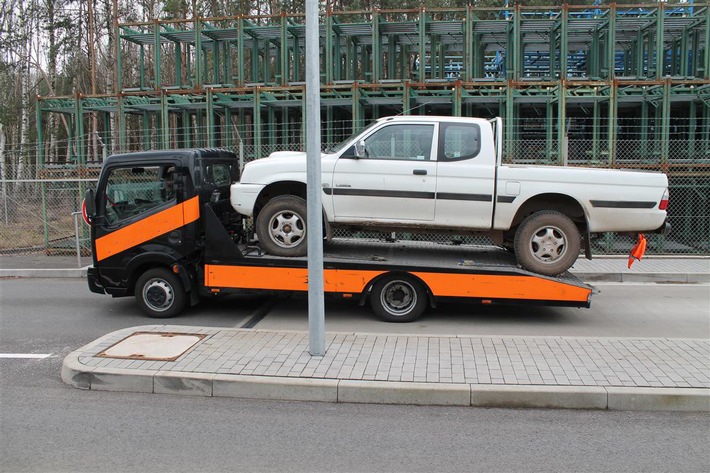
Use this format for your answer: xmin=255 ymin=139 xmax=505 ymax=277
xmin=84 ymin=188 xmax=96 ymax=217
xmin=354 ymin=140 xmax=366 ymax=158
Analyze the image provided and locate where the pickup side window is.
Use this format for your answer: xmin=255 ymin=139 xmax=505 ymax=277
xmin=439 ymin=123 xmax=481 ymax=161
xmin=363 ymin=124 xmax=435 ymax=161
xmin=103 ymin=165 xmax=176 ymax=225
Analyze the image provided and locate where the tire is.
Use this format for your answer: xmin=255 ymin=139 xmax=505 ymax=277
xmin=513 ymin=211 xmax=581 ymax=276
xmin=370 ymin=274 xmax=428 ymax=323
xmin=256 ymin=195 xmax=308 ymax=257
xmin=135 ymin=268 xmax=186 ymax=318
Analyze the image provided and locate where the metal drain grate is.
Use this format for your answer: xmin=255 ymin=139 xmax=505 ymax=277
xmin=97 ymin=332 xmax=207 ymax=361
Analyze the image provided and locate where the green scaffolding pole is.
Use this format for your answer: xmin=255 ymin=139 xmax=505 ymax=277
xmin=372 ymin=12 xmax=381 ymax=83
xmin=280 ymin=13 xmax=289 ymax=85
xmin=161 ymin=91 xmax=169 ymax=148
xmin=206 ymin=88 xmax=215 ymax=147
xmin=195 ymin=17 xmax=203 ymax=88
xmin=153 ymin=20 xmax=161 ymax=89
xmin=606 ymin=3 xmax=617 ymax=165
xmin=237 ymin=18 xmax=245 ymax=86
xmin=557 ymin=83 xmax=566 ymax=165
xmin=253 ymin=89 xmax=262 ymax=155
xmin=75 ymin=95 xmax=85 ymax=164
xmin=418 ymin=9 xmax=426 ymax=82
xmin=325 ymin=12 xmax=333 ymax=84
xmin=655 ymin=5 xmax=665 ymax=79
xmin=465 ymin=5 xmax=473 ymax=82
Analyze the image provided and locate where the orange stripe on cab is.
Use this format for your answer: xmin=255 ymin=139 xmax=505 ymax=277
xmin=95 ymin=196 xmax=200 ymax=261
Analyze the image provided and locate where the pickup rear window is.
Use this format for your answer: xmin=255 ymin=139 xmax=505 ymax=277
xmin=439 ymin=123 xmax=480 ymax=161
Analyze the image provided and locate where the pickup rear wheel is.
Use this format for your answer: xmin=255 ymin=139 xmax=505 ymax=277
xmin=514 ymin=211 xmax=580 ymax=276
xmin=135 ymin=268 xmax=186 ymax=318
xmin=256 ymin=195 xmax=308 ymax=257
xmin=370 ymin=274 xmax=428 ymax=323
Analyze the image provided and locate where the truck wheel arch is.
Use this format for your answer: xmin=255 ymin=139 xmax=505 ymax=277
xmin=125 ymin=254 xmax=190 ymax=296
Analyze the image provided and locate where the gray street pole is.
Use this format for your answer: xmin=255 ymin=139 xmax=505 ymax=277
xmin=305 ymin=0 xmax=325 ymax=356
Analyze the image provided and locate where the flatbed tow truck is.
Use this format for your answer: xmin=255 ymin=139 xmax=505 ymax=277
xmin=84 ymin=149 xmax=593 ymax=322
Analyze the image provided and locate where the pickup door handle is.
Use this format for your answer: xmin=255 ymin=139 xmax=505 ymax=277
xmin=413 ymin=169 xmax=427 ymax=175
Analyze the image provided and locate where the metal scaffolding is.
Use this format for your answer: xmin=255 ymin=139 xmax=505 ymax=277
xmin=37 ymin=3 xmax=710 ymax=172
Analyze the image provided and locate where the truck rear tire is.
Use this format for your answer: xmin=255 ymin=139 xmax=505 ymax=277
xmin=256 ymin=196 xmax=308 ymax=257
xmin=370 ymin=274 xmax=428 ymax=322
xmin=135 ymin=268 xmax=186 ymax=318
xmin=514 ymin=211 xmax=580 ymax=276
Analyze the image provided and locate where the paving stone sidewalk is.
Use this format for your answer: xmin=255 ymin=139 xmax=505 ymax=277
xmin=73 ymin=325 xmax=709 ymax=389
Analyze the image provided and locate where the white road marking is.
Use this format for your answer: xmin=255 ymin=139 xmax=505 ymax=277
xmin=0 ymin=353 xmax=53 ymax=359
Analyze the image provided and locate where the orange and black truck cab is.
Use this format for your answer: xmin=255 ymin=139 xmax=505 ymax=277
xmin=85 ymin=148 xmax=593 ymax=321
xmin=86 ymin=149 xmax=242 ymax=308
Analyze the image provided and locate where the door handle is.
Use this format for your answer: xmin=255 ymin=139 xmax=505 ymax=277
xmin=413 ymin=169 xmax=427 ymax=175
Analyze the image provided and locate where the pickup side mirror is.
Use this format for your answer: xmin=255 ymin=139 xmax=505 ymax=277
xmin=340 ymin=142 xmax=364 ymax=159
xmin=84 ymin=188 xmax=96 ymax=217
xmin=354 ymin=140 xmax=366 ymax=158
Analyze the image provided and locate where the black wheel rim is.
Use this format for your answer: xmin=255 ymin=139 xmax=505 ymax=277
xmin=143 ymin=278 xmax=174 ymax=312
xmin=380 ymin=280 xmax=417 ymax=317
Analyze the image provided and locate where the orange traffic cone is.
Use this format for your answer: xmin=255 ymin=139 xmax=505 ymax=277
xmin=628 ymin=234 xmax=647 ymax=269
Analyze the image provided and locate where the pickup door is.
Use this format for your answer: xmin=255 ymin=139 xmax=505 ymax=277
xmin=331 ymin=122 xmax=437 ymax=222
xmin=433 ymin=121 xmax=495 ymax=229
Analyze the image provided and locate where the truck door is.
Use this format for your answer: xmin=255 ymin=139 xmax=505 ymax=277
xmin=92 ymin=162 xmax=197 ymax=290
xmin=434 ymin=122 xmax=495 ymax=229
xmin=332 ymin=123 xmax=437 ymax=222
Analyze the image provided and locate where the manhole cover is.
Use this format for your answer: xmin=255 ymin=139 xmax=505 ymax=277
xmin=97 ymin=332 xmax=207 ymax=361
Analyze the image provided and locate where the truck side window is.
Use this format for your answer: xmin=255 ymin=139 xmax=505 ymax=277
xmin=440 ymin=123 xmax=480 ymax=161
xmin=364 ymin=124 xmax=435 ymax=160
xmin=204 ymin=163 xmax=233 ymax=188
xmin=103 ymin=165 xmax=175 ymax=225
xmin=200 ymin=162 xmax=236 ymax=202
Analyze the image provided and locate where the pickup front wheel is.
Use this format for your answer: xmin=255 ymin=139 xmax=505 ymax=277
xmin=514 ymin=211 xmax=580 ymax=276
xmin=256 ymin=196 xmax=308 ymax=257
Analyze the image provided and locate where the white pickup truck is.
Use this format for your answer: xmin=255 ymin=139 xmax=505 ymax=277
xmin=230 ymin=116 xmax=669 ymax=276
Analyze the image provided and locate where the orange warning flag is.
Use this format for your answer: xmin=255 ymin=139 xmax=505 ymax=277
xmin=628 ymin=234 xmax=647 ymax=269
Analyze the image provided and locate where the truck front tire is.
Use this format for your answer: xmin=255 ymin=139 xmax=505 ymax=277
xmin=514 ymin=211 xmax=580 ymax=276
xmin=256 ymin=196 xmax=308 ymax=257
xmin=135 ymin=268 xmax=187 ymax=318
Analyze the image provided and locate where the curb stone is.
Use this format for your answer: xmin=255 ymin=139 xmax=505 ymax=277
xmin=213 ymin=375 xmax=339 ymax=402
xmin=61 ymin=353 xmax=710 ymax=411
xmin=338 ymin=380 xmax=471 ymax=406
xmin=606 ymin=387 xmax=710 ymax=412
xmin=470 ymin=385 xmax=608 ymax=410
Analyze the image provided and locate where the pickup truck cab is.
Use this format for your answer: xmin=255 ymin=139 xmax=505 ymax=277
xmin=230 ymin=116 xmax=669 ymax=276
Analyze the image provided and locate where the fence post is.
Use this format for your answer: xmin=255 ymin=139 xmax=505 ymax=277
xmin=72 ymin=211 xmax=82 ymax=268
xmin=2 ymin=180 xmax=8 ymax=226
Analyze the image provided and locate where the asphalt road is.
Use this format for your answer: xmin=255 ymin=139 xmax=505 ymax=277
xmin=1 ymin=278 xmax=709 ymax=472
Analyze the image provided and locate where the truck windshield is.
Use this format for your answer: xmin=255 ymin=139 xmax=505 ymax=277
xmin=325 ymin=121 xmax=380 ymax=154
xmin=103 ymin=165 xmax=175 ymax=225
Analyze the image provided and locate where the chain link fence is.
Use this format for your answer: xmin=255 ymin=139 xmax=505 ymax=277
xmin=2 ymin=130 xmax=708 ymax=262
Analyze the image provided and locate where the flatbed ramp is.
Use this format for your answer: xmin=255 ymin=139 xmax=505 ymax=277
xmin=204 ymin=239 xmax=593 ymax=311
